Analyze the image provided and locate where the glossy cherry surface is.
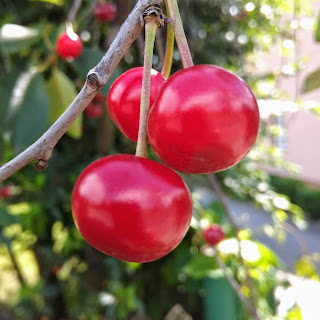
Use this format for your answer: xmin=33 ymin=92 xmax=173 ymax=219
xmin=107 ymin=67 xmax=166 ymax=141
xmin=93 ymin=3 xmax=117 ymax=22
xmin=203 ymin=224 xmax=225 ymax=245
xmin=71 ymin=154 xmax=192 ymax=263
xmin=148 ymin=65 xmax=260 ymax=174
xmin=56 ymin=32 xmax=83 ymax=60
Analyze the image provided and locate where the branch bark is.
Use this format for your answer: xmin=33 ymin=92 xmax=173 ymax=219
xmin=0 ymin=0 xmax=164 ymax=183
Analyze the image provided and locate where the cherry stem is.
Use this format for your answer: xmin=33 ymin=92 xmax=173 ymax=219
xmin=135 ymin=19 xmax=158 ymax=158
xmin=166 ymin=0 xmax=194 ymax=69
xmin=161 ymin=0 xmax=175 ymax=78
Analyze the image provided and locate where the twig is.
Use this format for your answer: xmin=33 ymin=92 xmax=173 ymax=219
xmin=67 ymin=0 xmax=83 ymax=22
xmin=201 ymin=245 xmax=260 ymax=320
xmin=208 ymin=173 xmax=261 ymax=320
xmin=0 ymin=0 xmax=164 ymax=183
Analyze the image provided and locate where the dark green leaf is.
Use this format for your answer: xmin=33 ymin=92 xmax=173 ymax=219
xmin=301 ymin=68 xmax=320 ymax=93
xmin=10 ymin=73 xmax=49 ymax=152
xmin=0 ymin=208 xmax=18 ymax=227
xmin=72 ymin=47 xmax=105 ymax=80
xmin=45 ymin=68 xmax=82 ymax=139
xmin=72 ymin=47 xmax=122 ymax=94
xmin=0 ymin=70 xmax=19 ymax=129
xmin=183 ymin=255 xmax=218 ymax=279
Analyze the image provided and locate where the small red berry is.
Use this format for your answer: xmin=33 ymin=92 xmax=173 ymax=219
xmin=85 ymin=103 xmax=102 ymax=118
xmin=93 ymin=93 xmax=105 ymax=104
xmin=203 ymin=224 xmax=225 ymax=245
xmin=94 ymin=3 xmax=117 ymax=22
xmin=0 ymin=186 xmax=11 ymax=199
xmin=56 ymin=32 xmax=83 ymax=60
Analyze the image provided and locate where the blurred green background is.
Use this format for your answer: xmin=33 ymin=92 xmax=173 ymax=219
xmin=0 ymin=0 xmax=320 ymax=319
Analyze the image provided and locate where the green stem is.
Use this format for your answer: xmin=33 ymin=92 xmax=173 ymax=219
xmin=161 ymin=0 xmax=175 ymax=78
xmin=135 ymin=20 xmax=158 ymax=158
xmin=166 ymin=0 xmax=194 ymax=69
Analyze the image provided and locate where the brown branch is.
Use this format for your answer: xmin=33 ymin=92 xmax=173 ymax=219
xmin=0 ymin=0 xmax=164 ymax=183
xmin=208 ymin=173 xmax=261 ymax=320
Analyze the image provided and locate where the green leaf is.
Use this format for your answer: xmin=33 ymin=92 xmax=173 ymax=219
xmin=72 ymin=47 xmax=122 ymax=94
xmin=0 ymin=208 xmax=19 ymax=227
xmin=302 ymin=68 xmax=320 ymax=93
xmin=0 ymin=70 xmax=20 ymax=129
xmin=10 ymin=73 xmax=49 ymax=152
xmin=294 ymin=255 xmax=319 ymax=280
xmin=45 ymin=69 xmax=82 ymax=139
xmin=315 ymin=14 xmax=320 ymax=42
xmin=30 ymin=0 xmax=63 ymax=6
xmin=72 ymin=47 xmax=105 ymax=80
xmin=0 ymin=24 xmax=40 ymax=54
xmin=183 ymin=255 xmax=218 ymax=279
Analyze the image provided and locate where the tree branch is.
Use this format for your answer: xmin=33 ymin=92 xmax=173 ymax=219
xmin=0 ymin=0 xmax=164 ymax=183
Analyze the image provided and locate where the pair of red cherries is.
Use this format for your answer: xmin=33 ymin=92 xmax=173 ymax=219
xmin=72 ymin=64 xmax=260 ymax=263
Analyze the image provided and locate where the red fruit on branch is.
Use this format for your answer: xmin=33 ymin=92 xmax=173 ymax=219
xmin=0 ymin=186 xmax=11 ymax=199
xmin=148 ymin=65 xmax=260 ymax=174
xmin=93 ymin=93 xmax=105 ymax=104
xmin=94 ymin=2 xmax=117 ymax=22
xmin=56 ymin=32 xmax=83 ymax=60
xmin=203 ymin=224 xmax=225 ymax=245
xmin=107 ymin=67 xmax=166 ymax=141
xmin=85 ymin=103 xmax=102 ymax=118
xmin=71 ymin=154 xmax=192 ymax=263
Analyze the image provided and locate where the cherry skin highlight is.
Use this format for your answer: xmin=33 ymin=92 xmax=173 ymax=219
xmin=107 ymin=67 xmax=166 ymax=141
xmin=148 ymin=65 xmax=260 ymax=174
xmin=203 ymin=224 xmax=225 ymax=246
xmin=56 ymin=32 xmax=83 ymax=60
xmin=71 ymin=154 xmax=192 ymax=263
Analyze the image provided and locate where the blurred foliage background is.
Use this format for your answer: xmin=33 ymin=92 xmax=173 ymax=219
xmin=0 ymin=0 xmax=320 ymax=319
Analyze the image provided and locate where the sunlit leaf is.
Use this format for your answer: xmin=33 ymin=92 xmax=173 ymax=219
xmin=302 ymin=68 xmax=320 ymax=93
xmin=45 ymin=68 xmax=82 ymax=139
xmin=315 ymin=14 xmax=320 ymax=42
xmin=294 ymin=255 xmax=319 ymax=280
xmin=30 ymin=0 xmax=63 ymax=6
xmin=0 ymin=24 xmax=40 ymax=53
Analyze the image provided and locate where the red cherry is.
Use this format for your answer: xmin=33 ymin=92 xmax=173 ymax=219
xmin=56 ymin=32 xmax=83 ymax=60
xmin=93 ymin=3 xmax=117 ymax=22
xmin=85 ymin=103 xmax=102 ymax=118
xmin=107 ymin=67 xmax=166 ymax=142
xmin=148 ymin=65 xmax=260 ymax=174
xmin=203 ymin=225 xmax=225 ymax=245
xmin=0 ymin=186 xmax=11 ymax=199
xmin=71 ymin=154 xmax=192 ymax=263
